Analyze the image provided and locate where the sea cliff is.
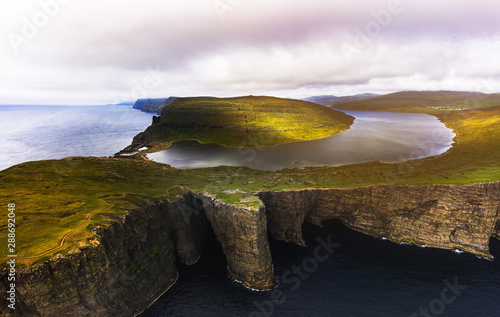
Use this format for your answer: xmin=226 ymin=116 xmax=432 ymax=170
xmin=132 ymin=97 xmax=177 ymax=114
xmin=0 ymin=192 xmax=275 ymax=316
xmin=0 ymin=201 xmax=179 ymax=317
xmin=1 ymin=182 xmax=499 ymax=316
xmin=259 ymin=182 xmax=500 ymax=258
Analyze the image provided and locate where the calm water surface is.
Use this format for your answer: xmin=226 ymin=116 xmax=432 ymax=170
xmin=0 ymin=105 xmax=153 ymax=171
xmin=142 ymin=221 xmax=500 ymax=317
xmin=147 ymin=111 xmax=456 ymax=170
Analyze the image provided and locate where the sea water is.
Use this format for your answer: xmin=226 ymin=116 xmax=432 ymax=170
xmin=0 ymin=105 xmax=154 ymax=171
xmin=142 ymin=221 xmax=500 ymax=317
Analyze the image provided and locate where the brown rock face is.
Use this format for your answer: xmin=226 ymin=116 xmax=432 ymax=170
xmin=197 ymin=193 xmax=276 ymax=290
xmin=0 ymin=192 xmax=275 ymax=316
xmin=114 ymin=130 xmax=158 ymax=156
xmin=164 ymin=192 xmax=211 ymax=265
xmin=1 ymin=182 xmax=498 ymax=316
xmin=260 ymin=182 xmax=500 ymax=258
xmin=0 ymin=202 xmax=179 ymax=317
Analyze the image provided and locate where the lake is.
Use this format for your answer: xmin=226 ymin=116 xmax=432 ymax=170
xmin=147 ymin=111 xmax=456 ymax=171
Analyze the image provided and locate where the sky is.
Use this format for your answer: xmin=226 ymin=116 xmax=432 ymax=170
xmin=0 ymin=0 xmax=499 ymax=105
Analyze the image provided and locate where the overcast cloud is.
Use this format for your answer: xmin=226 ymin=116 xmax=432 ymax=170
xmin=0 ymin=0 xmax=499 ymax=105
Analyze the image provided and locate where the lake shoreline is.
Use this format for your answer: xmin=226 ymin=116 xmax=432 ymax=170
xmin=146 ymin=111 xmax=456 ymax=171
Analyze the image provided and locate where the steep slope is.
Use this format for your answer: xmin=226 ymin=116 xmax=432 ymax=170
xmin=132 ymin=98 xmax=167 ymax=111
xmin=132 ymin=97 xmax=177 ymax=114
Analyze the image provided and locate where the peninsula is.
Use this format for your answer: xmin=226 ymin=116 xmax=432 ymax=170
xmin=120 ymin=95 xmax=355 ymax=154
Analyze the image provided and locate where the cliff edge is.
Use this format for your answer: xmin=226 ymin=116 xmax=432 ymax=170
xmin=260 ymin=182 xmax=500 ymax=258
xmin=1 ymin=182 xmax=499 ymax=316
xmin=0 ymin=191 xmax=275 ymax=316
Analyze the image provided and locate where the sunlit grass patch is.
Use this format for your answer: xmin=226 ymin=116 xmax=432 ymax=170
xmin=146 ymin=96 xmax=354 ymax=148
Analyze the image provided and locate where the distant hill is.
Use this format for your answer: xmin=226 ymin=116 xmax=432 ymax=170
xmin=128 ymin=96 xmax=355 ymax=149
xmin=117 ymin=101 xmax=135 ymax=106
xmin=303 ymin=93 xmax=379 ymax=107
xmin=333 ymin=91 xmax=500 ymax=112
xmin=132 ymin=97 xmax=177 ymax=114
xmin=105 ymin=101 xmax=135 ymax=106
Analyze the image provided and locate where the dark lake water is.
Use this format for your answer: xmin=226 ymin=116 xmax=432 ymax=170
xmin=141 ymin=220 xmax=500 ymax=317
xmin=147 ymin=111 xmax=456 ymax=171
xmin=0 ymin=105 xmax=153 ymax=171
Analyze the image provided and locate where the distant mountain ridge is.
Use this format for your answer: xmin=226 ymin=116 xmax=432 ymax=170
xmin=133 ymin=97 xmax=177 ymax=114
xmin=303 ymin=93 xmax=379 ymax=107
xmin=332 ymin=91 xmax=500 ymax=112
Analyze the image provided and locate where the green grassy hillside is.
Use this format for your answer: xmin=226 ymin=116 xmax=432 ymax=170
xmin=144 ymin=96 xmax=354 ymax=148
xmin=334 ymin=91 xmax=500 ymax=112
xmin=1 ymin=95 xmax=500 ymax=267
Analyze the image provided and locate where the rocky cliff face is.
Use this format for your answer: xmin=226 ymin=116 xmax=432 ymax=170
xmin=196 ymin=192 xmax=275 ymax=290
xmin=114 ymin=130 xmax=157 ymax=156
xmin=132 ymin=97 xmax=177 ymax=114
xmin=1 ymin=182 xmax=498 ymax=316
xmin=493 ymin=219 xmax=500 ymax=240
xmin=0 ymin=201 xmax=179 ymax=317
xmin=162 ymin=192 xmax=210 ymax=265
xmin=132 ymin=98 xmax=165 ymax=113
xmin=259 ymin=182 xmax=500 ymax=258
xmin=0 ymin=192 xmax=274 ymax=316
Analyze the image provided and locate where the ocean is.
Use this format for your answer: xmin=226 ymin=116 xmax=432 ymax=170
xmin=1 ymin=105 xmax=498 ymax=316
xmin=0 ymin=105 xmax=154 ymax=171
xmin=142 ymin=221 xmax=500 ymax=317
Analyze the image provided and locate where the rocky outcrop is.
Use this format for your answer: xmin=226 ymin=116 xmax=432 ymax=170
xmin=163 ymin=192 xmax=210 ymax=265
xmin=196 ymin=193 xmax=275 ymax=290
xmin=133 ymin=98 xmax=166 ymax=113
xmin=114 ymin=131 xmax=157 ymax=156
xmin=259 ymin=182 xmax=500 ymax=258
xmin=152 ymin=116 xmax=161 ymax=125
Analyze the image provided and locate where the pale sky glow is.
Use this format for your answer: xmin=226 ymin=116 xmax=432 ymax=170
xmin=0 ymin=0 xmax=499 ymax=105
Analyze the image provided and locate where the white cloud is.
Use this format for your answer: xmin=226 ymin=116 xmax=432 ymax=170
xmin=0 ymin=0 xmax=499 ymax=104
